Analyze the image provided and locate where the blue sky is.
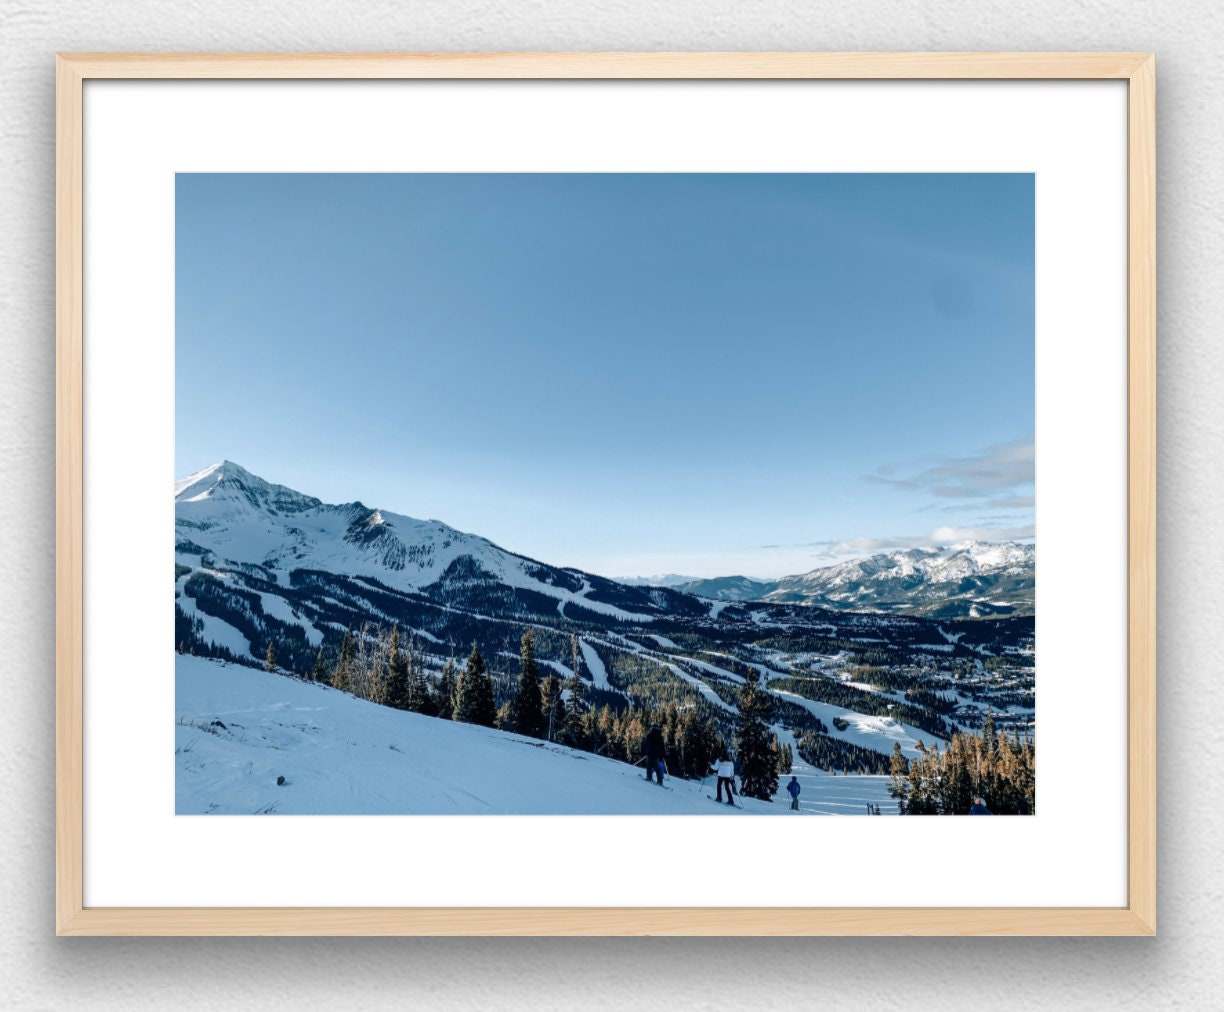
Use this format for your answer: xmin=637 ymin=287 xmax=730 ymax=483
xmin=176 ymin=173 xmax=1033 ymax=579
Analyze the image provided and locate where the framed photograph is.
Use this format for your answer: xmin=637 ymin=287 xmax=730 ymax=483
xmin=56 ymin=52 xmax=1155 ymax=935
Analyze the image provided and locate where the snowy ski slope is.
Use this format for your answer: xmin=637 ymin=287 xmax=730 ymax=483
xmin=175 ymin=655 xmax=897 ymax=816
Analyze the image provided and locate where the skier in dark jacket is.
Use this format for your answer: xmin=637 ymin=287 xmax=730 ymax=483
xmin=787 ymin=776 xmax=801 ymax=811
xmin=968 ymin=796 xmax=993 ymax=815
xmin=643 ymin=723 xmax=667 ymax=785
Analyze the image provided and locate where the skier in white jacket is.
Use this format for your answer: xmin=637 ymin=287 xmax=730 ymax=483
xmin=709 ymin=754 xmax=737 ymax=805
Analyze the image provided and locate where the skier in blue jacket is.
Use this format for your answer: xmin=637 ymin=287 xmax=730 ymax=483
xmin=787 ymin=776 xmax=801 ymax=811
xmin=968 ymin=796 xmax=993 ymax=815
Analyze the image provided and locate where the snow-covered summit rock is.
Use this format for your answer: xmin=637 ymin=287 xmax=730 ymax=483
xmin=175 ymin=460 xmax=323 ymax=515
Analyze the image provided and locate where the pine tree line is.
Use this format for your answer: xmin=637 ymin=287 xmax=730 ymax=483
xmin=563 ymin=698 xmax=727 ymax=779
xmin=302 ymin=622 xmax=457 ymax=717
xmin=887 ymin=710 xmax=1036 ymax=815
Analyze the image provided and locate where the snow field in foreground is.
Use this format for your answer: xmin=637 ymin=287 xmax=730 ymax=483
xmin=176 ymin=655 xmax=897 ymax=816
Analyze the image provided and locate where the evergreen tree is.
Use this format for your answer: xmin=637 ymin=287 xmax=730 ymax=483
xmin=769 ymin=733 xmax=784 ymax=777
xmin=888 ymin=741 xmax=910 ymax=813
xmin=541 ymin=675 xmax=564 ymax=742
xmin=494 ymin=700 xmax=513 ymax=731
xmin=383 ymin=624 xmax=411 ymax=710
xmin=561 ymin=636 xmax=587 ymax=747
xmin=981 ymin=708 xmax=999 ymax=756
xmin=595 ymin=705 xmax=618 ymax=759
xmin=264 ymin=640 xmax=277 ymax=673
xmin=945 ymin=733 xmax=975 ymax=814
xmin=979 ymin=708 xmax=999 ymax=805
xmin=408 ymin=648 xmax=435 ymax=716
xmin=905 ymin=744 xmax=937 ymax=814
xmin=454 ymin=643 xmax=496 ymax=727
xmin=331 ymin=626 xmax=355 ymax=693
xmin=622 ymin=711 xmax=646 ymax=764
xmin=434 ymin=658 xmax=457 ymax=721
xmin=310 ymin=647 xmax=326 ymax=683
xmin=510 ymin=629 xmax=544 ymax=738
xmin=736 ymin=670 xmax=779 ymax=800
xmin=678 ymin=709 xmax=715 ymax=780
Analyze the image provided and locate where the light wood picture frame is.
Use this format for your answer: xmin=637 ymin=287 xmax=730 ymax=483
xmin=55 ymin=51 xmax=1155 ymax=936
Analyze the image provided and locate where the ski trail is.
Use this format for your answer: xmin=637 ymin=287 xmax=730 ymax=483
xmin=674 ymin=655 xmax=746 ymax=684
xmin=579 ymin=638 xmax=610 ymax=690
xmin=768 ymin=687 xmax=942 ymax=758
xmin=658 ymin=661 xmax=737 ymax=713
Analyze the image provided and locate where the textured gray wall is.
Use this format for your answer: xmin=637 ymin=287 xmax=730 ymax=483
xmin=1 ymin=3 xmax=1216 ymax=1009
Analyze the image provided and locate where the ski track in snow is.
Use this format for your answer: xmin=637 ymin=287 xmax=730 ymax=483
xmin=578 ymin=639 xmax=610 ymax=691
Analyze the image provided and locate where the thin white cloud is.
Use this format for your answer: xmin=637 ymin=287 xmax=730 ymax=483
xmin=867 ymin=439 xmax=1034 ymax=500
xmin=990 ymin=494 xmax=1036 ymax=509
xmin=919 ymin=493 xmax=1035 ymax=514
xmin=823 ymin=523 xmax=1035 ymax=559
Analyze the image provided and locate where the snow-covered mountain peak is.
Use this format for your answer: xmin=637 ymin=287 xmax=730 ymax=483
xmin=175 ymin=460 xmax=323 ymax=515
xmin=173 ymin=460 xmax=230 ymax=499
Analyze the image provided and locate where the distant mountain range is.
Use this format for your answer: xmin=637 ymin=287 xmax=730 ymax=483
xmin=762 ymin=543 xmax=1033 ymax=617
xmin=669 ymin=575 xmax=777 ymax=601
xmin=655 ymin=543 xmax=1034 ymax=619
xmin=614 ymin=574 xmax=701 ymax=588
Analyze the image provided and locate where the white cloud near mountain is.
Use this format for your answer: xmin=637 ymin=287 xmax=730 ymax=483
xmin=825 ymin=523 xmax=1035 ymax=558
xmin=755 ymin=521 xmax=1035 ymax=566
xmin=867 ymin=439 xmax=1034 ymax=501
xmin=736 ymin=440 xmax=1037 ymax=570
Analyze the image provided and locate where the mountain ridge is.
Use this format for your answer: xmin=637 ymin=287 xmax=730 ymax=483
xmin=176 ymin=461 xmax=1033 ymax=622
